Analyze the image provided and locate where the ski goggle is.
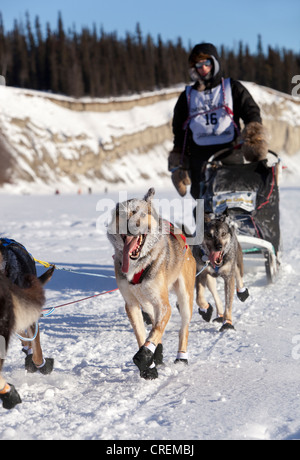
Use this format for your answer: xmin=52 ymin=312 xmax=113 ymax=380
xmin=195 ymin=59 xmax=212 ymax=68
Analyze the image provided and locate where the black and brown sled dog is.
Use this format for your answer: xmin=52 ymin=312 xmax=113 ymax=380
xmin=107 ymin=188 xmax=196 ymax=380
xmin=193 ymin=213 xmax=249 ymax=331
xmin=0 ymin=238 xmax=54 ymax=409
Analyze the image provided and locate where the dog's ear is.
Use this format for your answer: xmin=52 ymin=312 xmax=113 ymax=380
xmin=217 ymin=207 xmax=229 ymax=222
xmin=223 ymin=207 xmax=229 ymax=216
xmin=144 ymin=188 xmax=155 ymax=202
xmin=204 ymin=212 xmax=214 ymax=224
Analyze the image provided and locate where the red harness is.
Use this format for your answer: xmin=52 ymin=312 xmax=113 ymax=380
xmin=130 ymin=224 xmax=188 ymax=285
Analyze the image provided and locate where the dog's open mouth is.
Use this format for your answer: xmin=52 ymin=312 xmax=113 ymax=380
xmin=209 ymin=250 xmax=224 ymax=268
xmin=121 ymin=234 xmax=146 ymax=273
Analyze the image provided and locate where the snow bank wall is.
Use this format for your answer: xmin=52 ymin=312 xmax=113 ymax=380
xmin=0 ymin=83 xmax=299 ymax=190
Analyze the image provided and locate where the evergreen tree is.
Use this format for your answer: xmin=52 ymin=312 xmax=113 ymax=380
xmin=0 ymin=13 xmax=299 ymax=97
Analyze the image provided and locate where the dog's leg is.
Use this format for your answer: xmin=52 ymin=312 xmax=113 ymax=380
xmin=133 ymin=287 xmax=171 ymax=380
xmin=206 ymin=275 xmax=224 ymax=322
xmin=125 ymin=303 xmax=146 ymax=348
xmin=195 ymin=273 xmax=213 ymax=322
xmin=146 ymin=292 xmax=172 ymax=347
xmin=220 ymin=275 xmax=235 ymax=331
xmin=174 ymin=271 xmax=194 ymax=364
xmin=0 ymin=363 xmax=6 ymax=394
xmin=0 ymin=359 xmax=22 ymax=410
xmin=22 ymin=325 xmax=54 ymax=375
xmin=235 ymin=245 xmax=249 ymax=302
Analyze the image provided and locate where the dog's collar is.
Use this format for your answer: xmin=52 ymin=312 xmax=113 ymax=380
xmin=130 ymin=263 xmax=152 ymax=285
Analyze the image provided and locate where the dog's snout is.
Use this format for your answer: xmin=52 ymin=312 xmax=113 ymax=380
xmin=215 ymin=242 xmax=223 ymax=251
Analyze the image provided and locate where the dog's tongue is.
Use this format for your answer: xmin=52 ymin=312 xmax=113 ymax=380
xmin=122 ymin=236 xmax=139 ymax=273
xmin=209 ymin=251 xmax=222 ymax=267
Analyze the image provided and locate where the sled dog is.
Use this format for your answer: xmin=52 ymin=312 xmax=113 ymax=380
xmin=0 ymin=239 xmax=54 ymax=382
xmin=0 ymin=266 xmax=54 ymax=409
xmin=193 ymin=212 xmax=249 ymax=331
xmin=107 ymin=188 xmax=196 ymax=380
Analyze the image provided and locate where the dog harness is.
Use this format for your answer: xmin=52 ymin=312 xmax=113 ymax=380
xmin=130 ymin=263 xmax=152 ymax=285
xmin=0 ymin=237 xmax=31 ymax=256
xmin=130 ymin=226 xmax=188 ymax=285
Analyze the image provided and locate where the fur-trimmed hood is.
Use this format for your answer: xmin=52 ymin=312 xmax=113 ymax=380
xmin=188 ymin=42 xmax=222 ymax=89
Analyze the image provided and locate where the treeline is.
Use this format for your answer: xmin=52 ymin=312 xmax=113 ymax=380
xmin=0 ymin=12 xmax=299 ymax=98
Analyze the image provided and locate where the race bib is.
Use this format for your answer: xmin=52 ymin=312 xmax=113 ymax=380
xmin=188 ymin=78 xmax=235 ymax=146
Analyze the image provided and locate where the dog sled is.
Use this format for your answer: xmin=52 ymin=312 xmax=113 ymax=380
xmin=200 ymin=149 xmax=281 ymax=283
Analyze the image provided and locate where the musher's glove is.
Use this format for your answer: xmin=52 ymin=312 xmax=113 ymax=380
xmin=171 ymin=168 xmax=191 ymax=197
xmin=241 ymin=121 xmax=269 ymax=162
xmin=168 ymin=148 xmax=191 ymax=197
xmin=168 ymin=147 xmax=190 ymax=172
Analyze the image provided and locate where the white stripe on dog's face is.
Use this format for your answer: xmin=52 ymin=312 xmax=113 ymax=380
xmin=107 ymin=195 xmax=161 ymax=273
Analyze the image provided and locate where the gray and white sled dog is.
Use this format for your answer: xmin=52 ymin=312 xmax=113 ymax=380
xmin=193 ymin=212 xmax=249 ymax=331
xmin=107 ymin=188 xmax=196 ymax=380
xmin=0 ymin=265 xmax=54 ymax=409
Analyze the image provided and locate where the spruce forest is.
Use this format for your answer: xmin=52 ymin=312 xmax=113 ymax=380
xmin=0 ymin=12 xmax=299 ymax=98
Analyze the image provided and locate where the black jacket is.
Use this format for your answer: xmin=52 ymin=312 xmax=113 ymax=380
xmin=172 ymin=44 xmax=262 ymax=199
xmin=172 ymin=78 xmax=262 ymax=157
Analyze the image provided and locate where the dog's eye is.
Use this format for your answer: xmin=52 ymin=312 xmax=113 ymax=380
xmin=205 ymin=232 xmax=213 ymax=238
xmin=221 ymin=232 xmax=227 ymax=237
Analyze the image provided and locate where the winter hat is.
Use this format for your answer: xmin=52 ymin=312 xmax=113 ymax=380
xmin=188 ymin=43 xmax=221 ymax=79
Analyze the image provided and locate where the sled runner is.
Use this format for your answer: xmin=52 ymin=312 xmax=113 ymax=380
xmin=200 ymin=149 xmax=281 ymax=283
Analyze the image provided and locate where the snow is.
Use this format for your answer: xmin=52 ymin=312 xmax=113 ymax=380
xmin=0 ymin=156 xmax=299 ymax=440
xmin=0 ymin=85 xmax=178 ymax=193
xmin=0 ymin=84 xmax=300 ymax=440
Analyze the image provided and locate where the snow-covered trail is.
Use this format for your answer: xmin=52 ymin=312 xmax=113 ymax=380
xmin=0 ymin=179 xmax=299 ymax=440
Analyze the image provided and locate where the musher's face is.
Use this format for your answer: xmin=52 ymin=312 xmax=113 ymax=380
xmin=195 ymin=59 xmax=212 ymax=78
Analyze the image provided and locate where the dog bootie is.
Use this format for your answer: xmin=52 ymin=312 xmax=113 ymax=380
xmin=237 ymin=287 xmax=249 ymax=302
xmin=220 ymin=321 xmax=235 ymax=332
xmin=174 ymin=351 xmax=189 ymax=365
xmin=154 ymin=343 xmax=164 ymax=366
xmin=198 ymin=303 xmax=213 ymax=322
xmin=24 ymin=354 xmax=54 ymax=375
xmin=37 ymin=358 xmax=54 ymax=375
xmin=140 ymin=365 xmax=158 ymax=380
xmin=0 ymin=384 xmax=22 ymax=410
xmin=213 ymin=315 xmax=224 ymax=323
xmin=133 ymin=345 xmax=158 ymax=380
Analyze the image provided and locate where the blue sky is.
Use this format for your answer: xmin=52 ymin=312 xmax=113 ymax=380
xmin=0 ymin=0 xmax=299 ymax=54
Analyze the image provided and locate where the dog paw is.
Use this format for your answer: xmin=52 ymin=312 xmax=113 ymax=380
xmin=198 ymin=304 xmax=213 ymax=322
xmin=133 ymin=346 xmax=154 ymax=372
xmin=0 ymin=384 xmax=22 ymax=410
xmin=219 ymin=321 xmax=235 ymax=332
xmin=237 ymin=288 xmax=249 ymax=302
